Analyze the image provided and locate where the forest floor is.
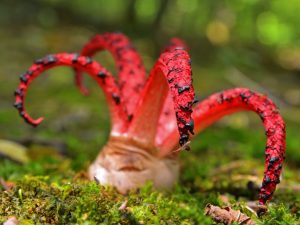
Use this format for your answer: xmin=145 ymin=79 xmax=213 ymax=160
xmin=1 ymin=126 xmax=300 ymax=224
xmin=1 ymin=28 xmax=300 ymax=224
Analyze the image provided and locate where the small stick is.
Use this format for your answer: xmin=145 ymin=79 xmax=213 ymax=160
xmin=118 ymin=199 xmax=128 ymax=211
xmin=172 ymin=141 xmax=191 ymax=153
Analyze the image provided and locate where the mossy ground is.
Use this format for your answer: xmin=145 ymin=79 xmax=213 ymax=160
xmin=1 ymin=126 xmax=300 ymax=224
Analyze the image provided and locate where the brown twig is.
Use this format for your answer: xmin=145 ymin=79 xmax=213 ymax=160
xmin=118 ymin=199 xmax=128 ymax=211
xmin=172 ymin=141 xmax=191 ymax=153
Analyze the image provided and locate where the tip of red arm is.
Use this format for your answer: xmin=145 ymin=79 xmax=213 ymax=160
xmin=75 ymin=69 xmax=90 ymax=96
xmin=29 ymin=117 xmax=44 ymax=127
xmin=79 ymin=86 xmax=90 ymax=96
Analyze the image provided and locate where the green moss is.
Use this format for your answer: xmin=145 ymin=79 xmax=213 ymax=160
xmin=1 ymin=159 xmax=300 ymax=224
xmin=0 ymin=176 xmax=215 ymax=224
xmin=257 ymin=204 xmax=299 ymax=225
xmin=1 ymin=126 xmax=300 ymax=224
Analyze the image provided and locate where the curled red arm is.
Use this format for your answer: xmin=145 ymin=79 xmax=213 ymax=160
xmin=160 ymin=88 xmax=285 ymax=205
xmin=75 ymin=32 xmax=146 ymax=117
xmin=156 ymin=38 xmax=190 ymax=146
xmin=14 ymin=53 xmax=128 ymax=134
xmin=128 ymin=48 xmax=195 ymax=147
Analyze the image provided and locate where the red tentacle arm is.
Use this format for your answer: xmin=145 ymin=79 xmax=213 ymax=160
xmin=160 ymin=88 xmax=285 ymax=205
xmin=163 ymin=38 xmax=188 ymax=52
xmin=156 ymin=38 xmax=190 ymax=146
xmin=127 ymin=48 xmax=195 ymax=148
xmin=75 ymin=32 xmax=146 ymax=117
xmin=14 ymin=53 xmax=128 ymax=134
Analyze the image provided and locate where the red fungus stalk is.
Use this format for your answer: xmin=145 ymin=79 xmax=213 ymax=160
xmin=74 ymin=33 xmax=146 ymax=118
xmin=14 ymin=32 xmax=285 ymax=207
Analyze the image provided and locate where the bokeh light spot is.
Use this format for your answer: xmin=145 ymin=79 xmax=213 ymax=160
xmin=206 ymin=20 xmax=230 ymax=46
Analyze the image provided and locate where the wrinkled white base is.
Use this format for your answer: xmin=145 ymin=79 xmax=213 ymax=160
xmin=88 ymin=137 xmax=179 ymax=194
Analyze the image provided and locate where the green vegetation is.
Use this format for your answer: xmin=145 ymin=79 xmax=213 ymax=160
xmin=1 ymin=127 xmax=300 ymax=224
xmin=0 ymin=176 xmax=214 ymax=224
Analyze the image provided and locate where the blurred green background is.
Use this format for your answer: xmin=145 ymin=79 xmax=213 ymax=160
xmin=0 ymin=0 xmax=299 ymax=163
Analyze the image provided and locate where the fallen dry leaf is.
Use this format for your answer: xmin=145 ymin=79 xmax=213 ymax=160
xmin=205 ymin=204 xmax=256 ymax=225
xmin=0 ymin=177 xmax=15 ymax=191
